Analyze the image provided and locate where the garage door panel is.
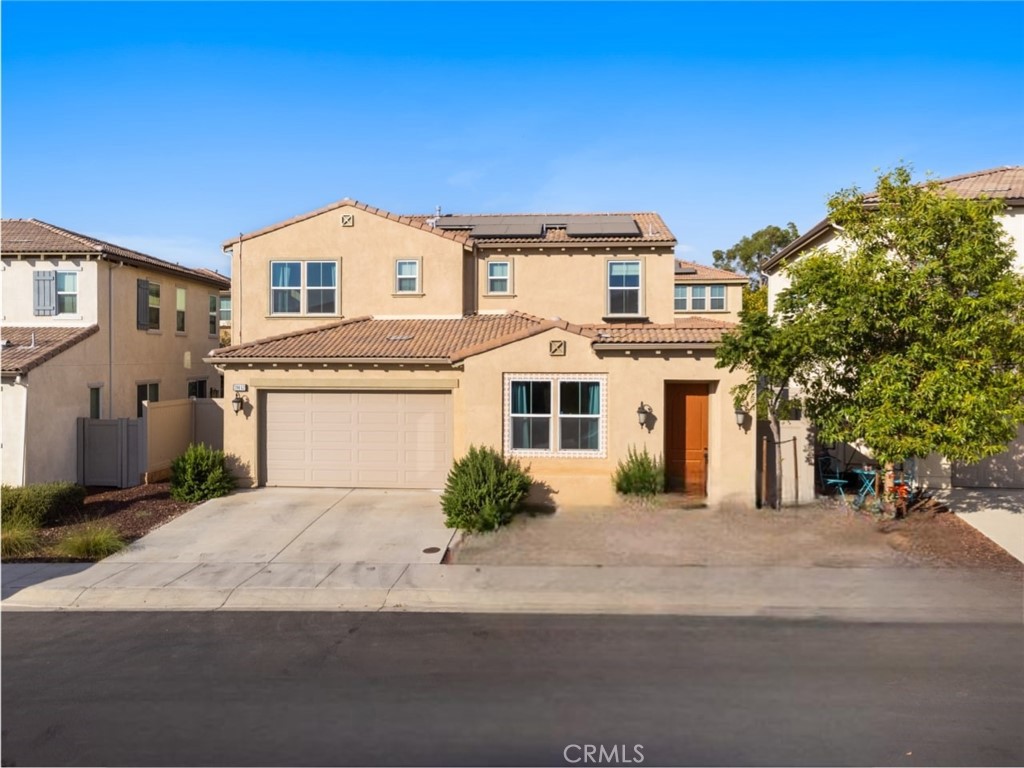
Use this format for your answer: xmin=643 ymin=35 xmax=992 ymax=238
xmin=263 ymin=390 xmax=451 ymax=488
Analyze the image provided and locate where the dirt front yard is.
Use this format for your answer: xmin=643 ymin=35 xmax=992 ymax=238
xmin=451 ymin=496 xmax=1023 ymax=573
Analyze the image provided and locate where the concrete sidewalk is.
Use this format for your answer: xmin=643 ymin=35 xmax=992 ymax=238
xmin=936 ymin=488 xmax=1024 ymax=563
xmin=3 ymin=560 xmax=1021 ymax=623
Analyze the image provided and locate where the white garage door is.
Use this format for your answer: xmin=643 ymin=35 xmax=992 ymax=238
xmin=262 ymin=390 xmax=452 ymax=489
xmin=952 ymin=425 xmax=1024 ymax=489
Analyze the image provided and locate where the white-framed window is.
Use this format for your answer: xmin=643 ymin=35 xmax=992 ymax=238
xmin=504 ymin=373 xmax=607 ymax=457
xmin=148 ymin=282 xmax=161 ymax=329
xmin=136 ymin=382 xmax=159 ymax=418
xmin=219 ymin=294 xmax=232 ymax=325
xmin=607 ymin=260 xmax=641 ymax=316
xmin=176 ymin=287 xmax=187 ymax=333
xmin=270 ymin=261 xmax=338 ymax=315
xmin=56 ymin=271 xmax=78 ymax=314
xmin=710 ymin=284 xmax=726 ymax=310
xmin=208 ymin=295 xmax=219 ymax=336
xmin=675 ymin=284 xmax=728 ymax=312
xmin=487 ymin=260 xmax=511 ymax=294
xmin=395 ymin=259 xmax=420 ymax=294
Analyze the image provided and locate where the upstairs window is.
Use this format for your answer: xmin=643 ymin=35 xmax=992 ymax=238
xmin=148 ymin=283 xmax=161 ymax=329
xmin=607 ymin=261 xmax=641 ymax=316
xmin=674 ymin=284 xmax=727 ymax=312
xmin=487 ymin=261 xmax=511 ymax=294
xmin=219 ymin=295 xmax=232 ymax=325
xmin=208 ymin=295 xmax=219 ymax=336
xmin=395 ymin=260 xmax=420 ymax=294
xmin=56 ymin=272 xmax=78 ymax=314
xmin=33 ymin=270 xmax=78 ymax=316
xmin=270 ymin=262 xmax=339 ymax=315
xmin=176 ymin=287 xmax=187 ymax=333
xmin=674 ymin=284 xmax=687 ymax=312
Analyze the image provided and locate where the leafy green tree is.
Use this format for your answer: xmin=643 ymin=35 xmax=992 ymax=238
xmin=716 ymin=283 xmax=806 ymax=508
xmin=779 ymin=165 xmax=1024 ymax=467
xmin=712 ymin=223 xmax=799 ymax=282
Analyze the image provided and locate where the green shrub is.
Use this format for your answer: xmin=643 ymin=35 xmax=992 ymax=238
xmin=1 ymin=482 xmax=87 ymax=527
xmin=441 ymin=445 xmax=533 ymax=532
xmin=1 ymin=515 xmax=40 ymax=559
xmin=613 ymin=446 xmax=665 ymax=498
xmin=56 ymin=525 xmax=125 ymax=560
xmin=170 ymin=443 xmax=236 ymax=502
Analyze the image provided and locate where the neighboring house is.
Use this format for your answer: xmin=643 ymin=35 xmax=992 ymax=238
xmin=762 ymin=166 xmax=1024 ymax=499
xmin=1 ymin=219 xmax=231 ymax=486
xmin=210 ymin=199 xmax=755 ymax=506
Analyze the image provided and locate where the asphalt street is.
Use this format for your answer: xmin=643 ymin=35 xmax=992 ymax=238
xmin=2 ymin=611 xmax=1021 ymax=767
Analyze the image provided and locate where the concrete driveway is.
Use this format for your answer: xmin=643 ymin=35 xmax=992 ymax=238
xmin=108 ymin=488 xmax=455 ymax=565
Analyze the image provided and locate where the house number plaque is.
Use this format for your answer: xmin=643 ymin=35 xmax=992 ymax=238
xmin=549 ymin=340 xmax=566 ymax=356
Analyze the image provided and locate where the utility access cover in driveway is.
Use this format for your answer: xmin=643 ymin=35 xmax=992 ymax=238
xmin=107 ymin=488 xmax=454 ymax=565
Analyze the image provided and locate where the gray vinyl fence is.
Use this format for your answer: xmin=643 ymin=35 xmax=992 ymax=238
xmin=76 ymin=418 xmax=141 ymax=488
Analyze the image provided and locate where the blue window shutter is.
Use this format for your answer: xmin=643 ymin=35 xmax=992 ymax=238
xmin=33 ymin=271 xmax=56 ymax=316
xmin=137 ymin=279 xmax=150 ymax=329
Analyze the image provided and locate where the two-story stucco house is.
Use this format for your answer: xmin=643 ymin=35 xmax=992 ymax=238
xmin=1 ymin=219 xmax=231 ymax=486
xmin=762 ymin=166 xmax=1024 ymax=500
xmin=209 ymin=199 xmax=754 ymax=506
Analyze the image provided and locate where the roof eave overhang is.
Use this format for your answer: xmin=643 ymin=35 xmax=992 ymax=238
xmin=591 ymin=342 xmax=721 ymax=352
xmin=1 ymin=250 xmax=230 ymax=290
xmin=474 ymin=239 xmax=677 ymax=249
xmin=204 ymin=356 xmax=453 ymax=366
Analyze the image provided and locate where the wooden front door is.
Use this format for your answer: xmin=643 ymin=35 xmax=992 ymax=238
xmin=665 ymin=383 xmax=709 ymax=495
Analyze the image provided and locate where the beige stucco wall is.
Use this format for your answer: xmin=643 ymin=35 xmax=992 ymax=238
xmin=475 ymin=247 xmax=678 ymax=324
xmin=1 ymin=378 xmax=28 ymax=485
xmin=1 ymin=258 xmax=101 ymax=326
xmin=461 ymin=327 xmax=755 ymax=506
xmin=228 ymin=205 xmax=468 ymax=345
xmin=217 ymin=331 xmax=756 ymax=507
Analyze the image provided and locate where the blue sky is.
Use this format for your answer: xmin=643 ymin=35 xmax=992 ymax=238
xmin=3 ymin=2 xmax=1022 ymax=275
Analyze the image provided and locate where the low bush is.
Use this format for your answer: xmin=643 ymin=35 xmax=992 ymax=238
xmin=441 ymin=445 xmax=533 ymax=533
xmin=170 ymin=443 xmax=236 ymax=502
xmin=1 ymin=515 xmax=40 ymax=559
xmin=56 ymin=525 xmax=126 ymax=560
xmin=1 ymin=482 xmax=87 ymax=527
xmin=612 ymin=446 xmax=665 ymax=498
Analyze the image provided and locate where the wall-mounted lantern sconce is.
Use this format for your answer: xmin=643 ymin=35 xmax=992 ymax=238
xmin=231 ymin=394 xmax=248 ymax=415
xmin=734 ymin=407 xmax=748 ymax=427
xmin=637 ymin=402 xmax=653 ymax=427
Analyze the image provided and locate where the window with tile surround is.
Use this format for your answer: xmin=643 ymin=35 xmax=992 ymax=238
xmin=674 ymin=284 xmax=727 ymax=312
xmin=487 ymin=261 xmax=511 ymax=294
xmin=270 ymin=261 xmax=338 ymax=315
xmin=505 ymin=374 xmax=606 ymax=457
xmin=607 ymin=261 xmax=641 ymax=315
xmin=395 ymin=260 xmax=420 ymax=293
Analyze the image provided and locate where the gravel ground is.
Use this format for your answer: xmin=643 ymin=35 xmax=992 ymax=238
xmin=452 ymin=495 xmax=1024 ymax=573
xmin=6 ymin=483 xmax=197 ymax=562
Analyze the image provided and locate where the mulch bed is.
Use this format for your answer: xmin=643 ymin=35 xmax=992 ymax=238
xmin=6 ymin=483 xmax=197 ymax=563
xmin=877 ymin=497 xmax=1023 ymax=573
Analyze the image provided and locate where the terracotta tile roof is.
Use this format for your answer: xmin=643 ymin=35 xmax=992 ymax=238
xmin=0 ymin=325 xmax=100 ymax=375
xmin=863 ymin=166 xmax=1024 ymax=203
xmin=210 ymin=313 xmax=551 ymax=363
xmin=764 ymin=166 xmax=1024 ymax=273
xmin=223 ymin=198 xmax=475 ymax=250
xmin=1 ymin=220 xmax=230 ymax=289
xmin=584 ymin=317 xmax=735 ymax=345
xmin=224 ymin=200 xmax=675 ymax=249
xmin=674 ymin=259 xmax=748 ymax=282
xmin=407 ymin=211 xmax=676 ymax=245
